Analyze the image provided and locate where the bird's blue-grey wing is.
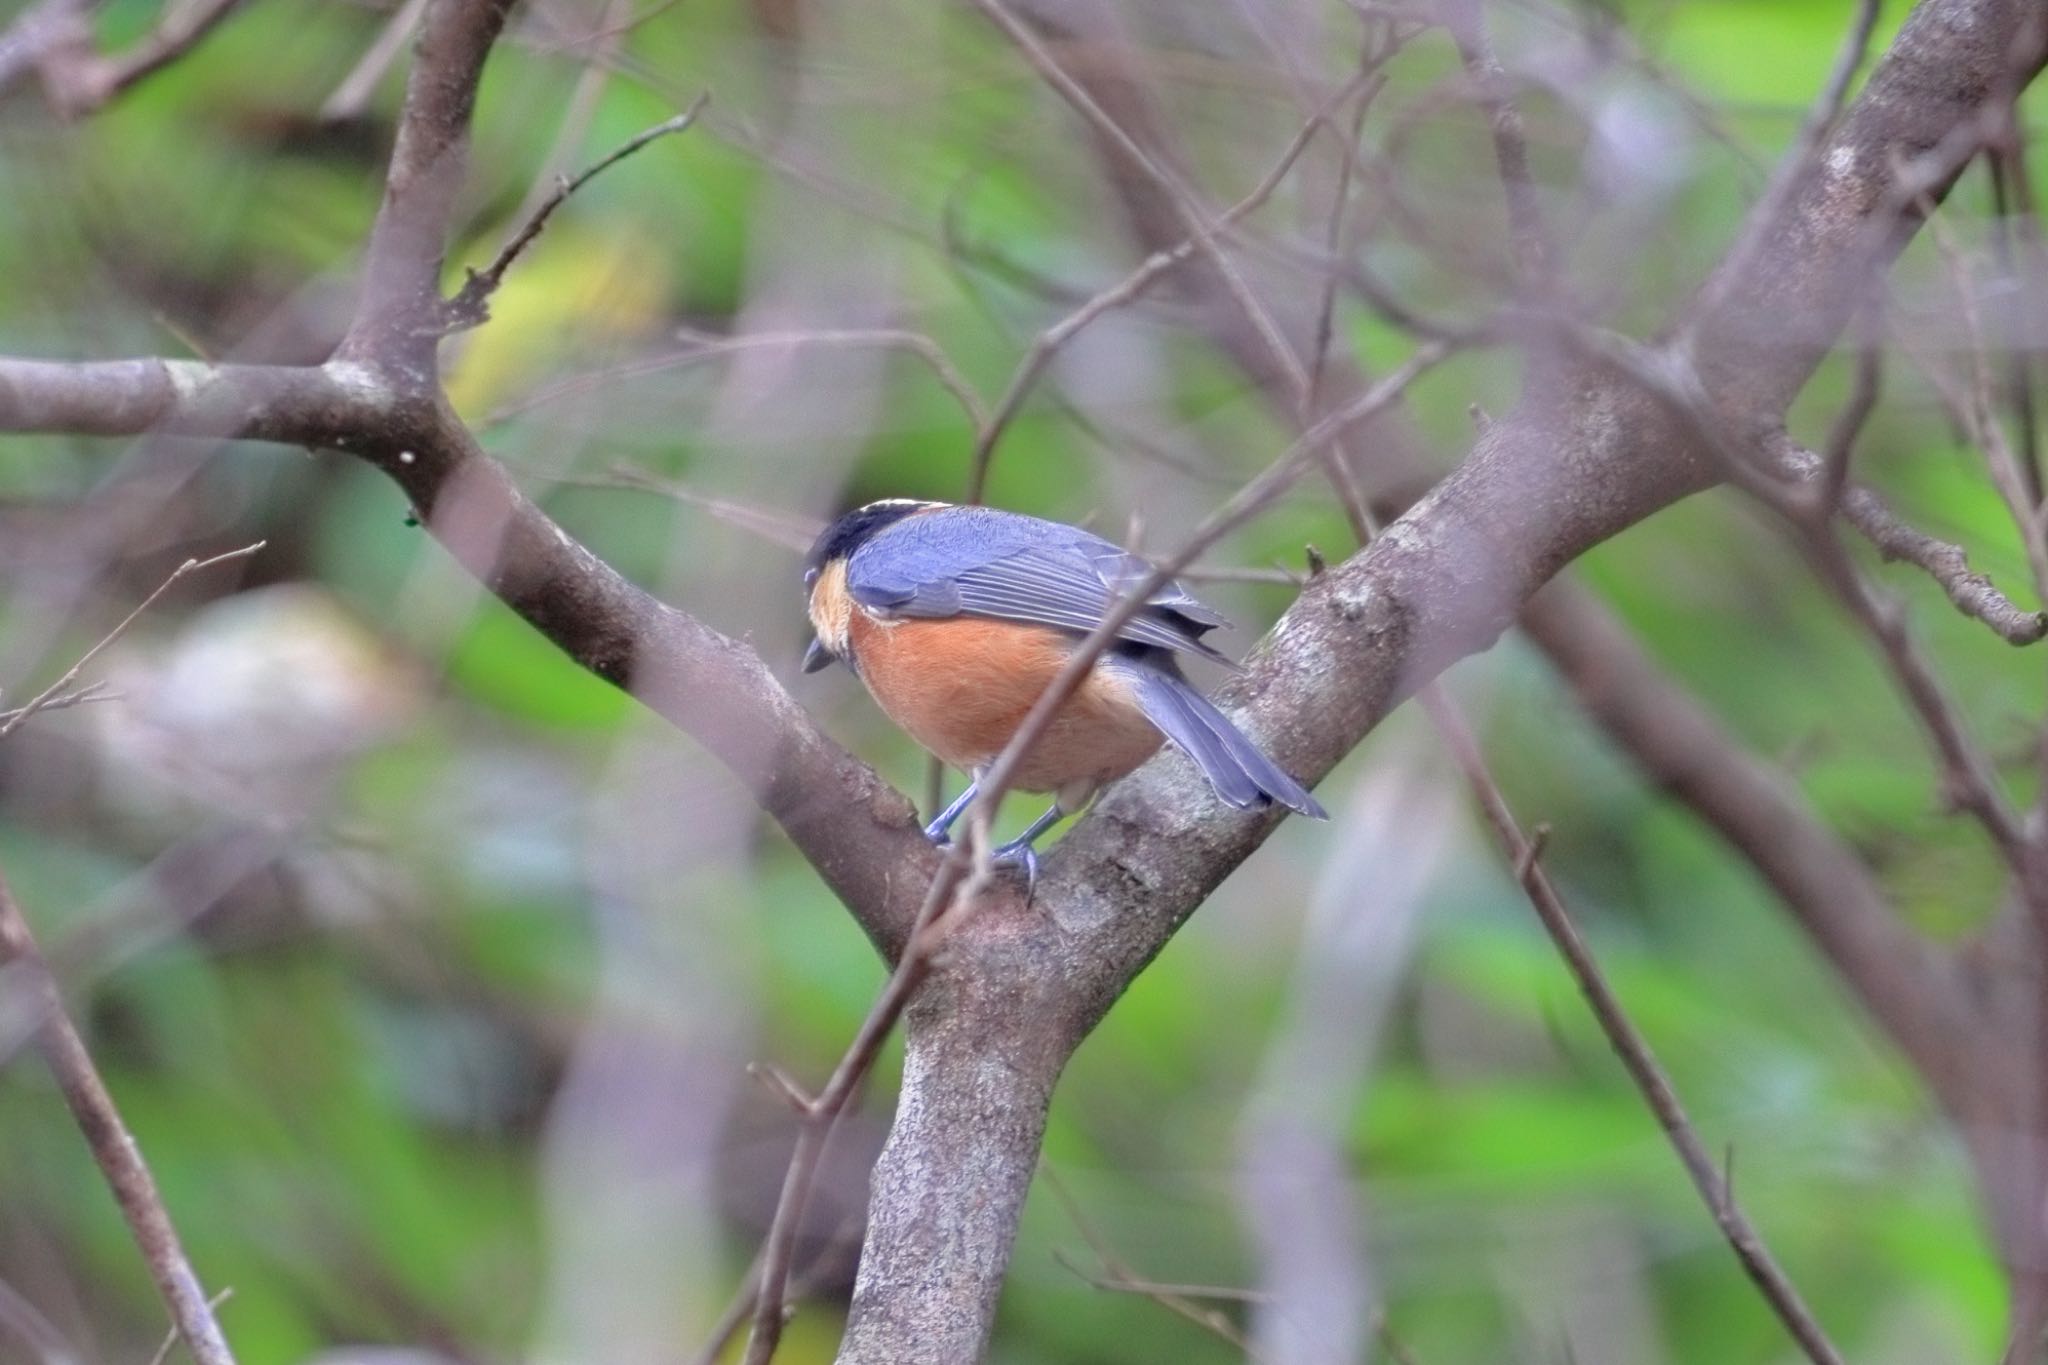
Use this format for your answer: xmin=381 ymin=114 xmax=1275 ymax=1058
xmin=846 ymin=506 xmax=1236 ymax=664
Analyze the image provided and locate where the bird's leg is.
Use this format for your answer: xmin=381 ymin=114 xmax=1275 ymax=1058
xmin=990 ymin=802 xmax=1065 ymax=892
xmin=922 ymin=777 xmax=980 ymax=846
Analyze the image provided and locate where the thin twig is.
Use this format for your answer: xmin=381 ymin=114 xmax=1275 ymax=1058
xmin=1043 ymin=1172 xmax=1263 ymax=1359
xmin=1050 ymin=1251 xmax=1260 ymax=1354
xmin=1916 ymin=209 xmax=2048 ymax=602
xmin=965 ymin=0 xmax=1321 ymax=460
xmin=550 ymin=466 xmax=822 ymax=551
xmin=672 ymin=325 xmax=990 ymax=434
xmin=484 ymin=325 xmax=987 ymax=434
xmin=964 ymin=68 xmax=1370 ymax=499
xmin=0 ymin=542 xmax=262 ymax=743
xmin=1306 ymin=34 xmax=1397 ymax=411
xmin=1986 ymin=153 xmax=2042 ymax=505
xmin=0 ymin=871 xmax=237 ymax=1365
xmin=47 ymin=0 xmax=245 ymax=114
xmin=0 ymin=681 xmax=117 ymax=729
xmin=148 ymin=1289 xmax=233 ymax=1365
xmin=1818 ymin=311 xmax=1882 ymax=515
xmin=442 ymin=93 xmax=710 ymax=331
xmin=738 ymin=845 xmax=994 ymax=1365
xmin=320 ymin=0 xmax=430 ymax=121
xmin=1838 ymin=483 xmax=2046 ymax=645
xmin=1444 ymin=0 xmax=1555 ymax=285
xmin=1050 ymin=1255 xmax=1272 ymax=1304
xmin=1418 ymin=691 xmax=1846 ymax=1365
xmin=499 ymin=0 xmax=636 ymax=236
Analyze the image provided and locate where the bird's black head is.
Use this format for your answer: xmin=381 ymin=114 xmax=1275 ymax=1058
xmin=800 ymin=499 xmax=943 ymax=673
xmin=800 ymin=498 xmax=942 ymax=590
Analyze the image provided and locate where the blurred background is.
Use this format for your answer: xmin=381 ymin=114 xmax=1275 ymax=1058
xmin=0 ymin=0 xmax=2039 ymax=1360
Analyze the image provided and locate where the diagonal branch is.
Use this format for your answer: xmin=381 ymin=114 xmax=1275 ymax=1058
xmin=0 ymin=541 xmax=262 ymax=742
xmin=1519 ymin=578 xmax=2009 ymax=1123
xmin=1 ymin=3 xmax=2042 ymax=1362
xmin=834 ymin=5 xmax=2048 ymax=1355
xmin=0 ymin=355 xmax=943 ymax=956
xmin=38 ymin=0 xmax=247 ymax=115
xmin=0 ymin=871 xmax=237 ymax=1365
xmin=1421 ymin=691 xmax=1846 ymax=1365
xmin=442 ymin=93 xmax=709 ymax=332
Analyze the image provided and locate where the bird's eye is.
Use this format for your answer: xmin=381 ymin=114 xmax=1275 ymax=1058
xmin=802 ymin=567 xmax=819 ymax=588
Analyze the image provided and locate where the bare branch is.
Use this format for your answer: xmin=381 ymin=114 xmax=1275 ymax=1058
xmin=741 ymin=851 xmax=993 ymax=1365
xmin=1840 ymin=482 xmax=2047 ymax=644
xmin=1519 ymin=579 xmax=2006 ymax=1123
xmin=1043 ymin=1171 xmax=1263 ymax=1355
xmin=1987 ymin=127 xmax=2047 ymax=503
xmin=0 ymin=680 xmax=116 ymax=728
xmin=339 ymin=0 xmax=520 ymax=383
xmin=148 ymin=1290 xmax=234 ymax=1365
xmin=487 ymin=326 xmax=989 ymax=436
xmin=1441 ymin=0 xmax=1554 ymax=285
xmin=441 ymin=93 xmax=710 ymax=332
xmin=965 ymin=68 xmax=1368 ymax=499
xmin=0 ymin=871 xmax=237 ymax=1365
xmin=965 ymin=0 xmax=1311 ymax=410
xmin=1689 ymin=0 xmax=1882 ymax=327
xmin=0 ymin=354 xmax=942 ymax=955
xmin=321 ymin=0 xmax=431 ymax=121
xmin=1818 ymin=313 xmax=1882 ymax=513
xmin=1567 ymin=324 xmax=2034 ymax=863
xmin=1910 ymin=212 xmax=2048 ymax=600
xmin=38 ymin=0 xmax=246 ymax=115
xmin=0 ymin=542 xmax=263 ymax=742
xmin=1307 ymin=29 xmax=1405 ymax=409
xmin=1419 ymin=690 xmax=1846 ymax=1365
xmin=556 ymin=466 xmax=823 ymax=552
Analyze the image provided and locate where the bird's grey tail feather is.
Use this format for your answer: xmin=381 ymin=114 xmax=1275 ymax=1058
xmin=1127 ymin=668 xmax=1327 ymax=819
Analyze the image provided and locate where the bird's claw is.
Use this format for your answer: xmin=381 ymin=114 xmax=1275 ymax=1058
xmin=990 ymin=838 xmax=1041 ymax=895
xmin=922 ymin=819 xmax=954 ymax=847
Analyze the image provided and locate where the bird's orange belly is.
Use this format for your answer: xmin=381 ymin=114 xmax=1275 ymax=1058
xmin=848 ymin=614 xmax=1162 ymax=793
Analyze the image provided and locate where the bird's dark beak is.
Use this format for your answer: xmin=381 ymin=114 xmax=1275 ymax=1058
xmin=802 ymin=636 xmax=834 ymax=673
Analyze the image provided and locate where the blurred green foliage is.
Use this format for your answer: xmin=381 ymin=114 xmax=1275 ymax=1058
xmin=1 ymin=0 xmax=2040 ymax=1362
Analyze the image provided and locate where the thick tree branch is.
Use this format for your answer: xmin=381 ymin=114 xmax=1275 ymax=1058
xmin=835 ymin=4 xmax=2047 ymax=1357
xmin=0 ymin=353 xmax=942 ymax=956
xmin=1 ymin=1 xmax=2041 ymax=1360
xmin=339 ymin=0 xmax=519 ymax=383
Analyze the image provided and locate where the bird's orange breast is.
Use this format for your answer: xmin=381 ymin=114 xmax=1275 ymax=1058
xmin=848 ymin=613 xmax=1162 ymax=794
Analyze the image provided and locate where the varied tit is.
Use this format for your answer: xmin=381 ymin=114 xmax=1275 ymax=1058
xmin=800 ymin=499 xmax=1326 ymax=880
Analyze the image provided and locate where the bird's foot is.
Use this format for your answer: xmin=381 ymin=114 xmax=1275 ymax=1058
xmin=989 ymin=838 xmax=1041 ymax=896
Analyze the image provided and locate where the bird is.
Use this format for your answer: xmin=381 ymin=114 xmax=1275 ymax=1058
xmin=799 ymin=498 xmax=1326 ymax=880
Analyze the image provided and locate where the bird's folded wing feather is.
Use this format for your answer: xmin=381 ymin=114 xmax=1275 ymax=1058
xmin=845 ymin=507 xmax=1236 ymax=665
